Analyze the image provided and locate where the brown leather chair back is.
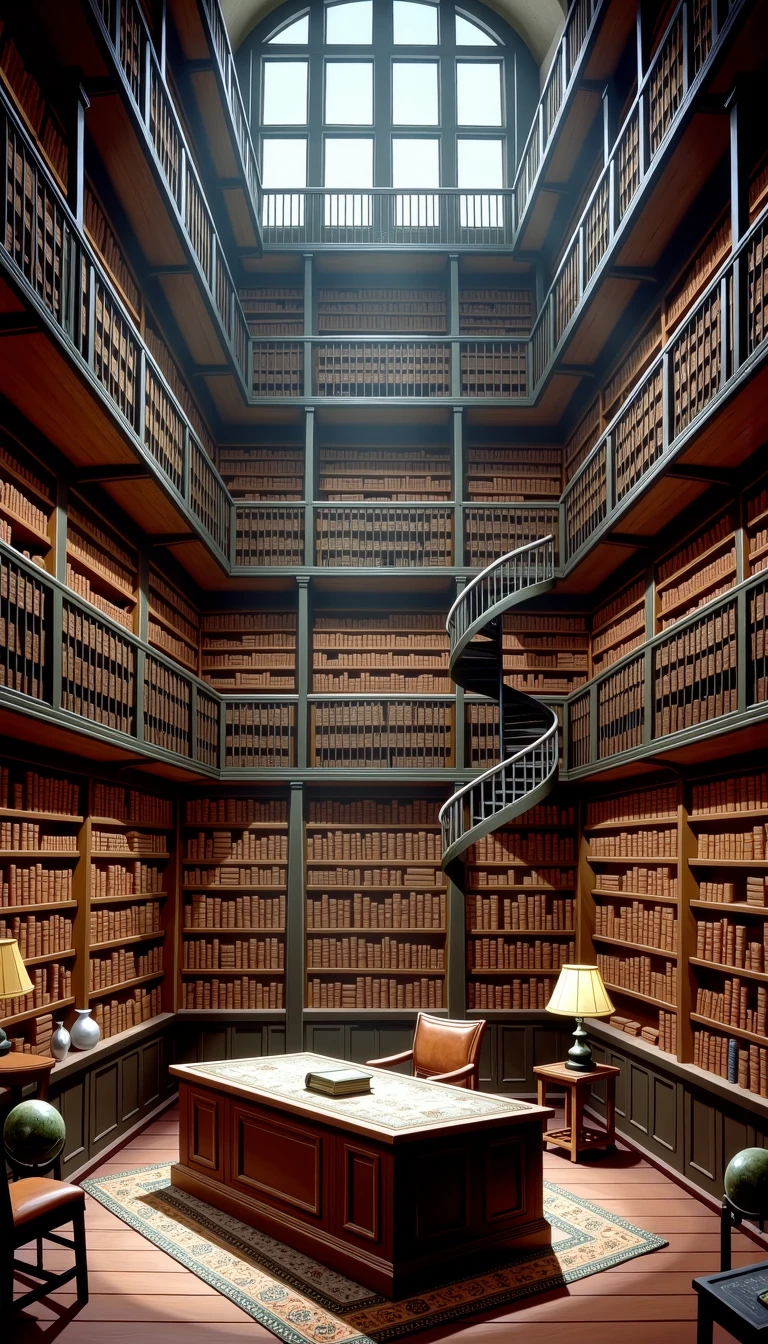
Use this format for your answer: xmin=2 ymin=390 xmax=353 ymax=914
xmin=412 ymin=1013 xmax=485 ymax=1089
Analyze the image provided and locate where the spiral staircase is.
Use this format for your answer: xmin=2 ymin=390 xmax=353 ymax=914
xmin=439 ymin=536 xmax=559 ymax=880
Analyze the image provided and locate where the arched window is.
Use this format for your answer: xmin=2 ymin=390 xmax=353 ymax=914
xmin=237 ymin=0 xmax=539 ymax=229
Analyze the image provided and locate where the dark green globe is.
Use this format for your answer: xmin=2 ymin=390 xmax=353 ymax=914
xmin=3 ymin=1100 xmax=66 ymax=1169
xmin=724 ymin=1147 xmax=768 ymax=1217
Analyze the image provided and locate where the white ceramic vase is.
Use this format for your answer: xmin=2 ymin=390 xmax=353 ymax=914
xmin=70 ymin=1008 xmax=100 ymax=1051
xmin=50 ymin=1020 xmax=71 ymax=1062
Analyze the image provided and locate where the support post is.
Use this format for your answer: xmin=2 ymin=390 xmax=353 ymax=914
xmin=453 ymin=407 xmax=464 ymax=569
xmin=304 ymin=407 xmax=315 ymax=566
xmin=285 ymin=782 xmax=305 ymax=1053
xmin=296 ymin=576 xmax=310 ymax=770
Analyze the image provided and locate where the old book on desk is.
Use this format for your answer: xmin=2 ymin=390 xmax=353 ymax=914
xmin=305 ymin=1067 xmax=371 ymax=1097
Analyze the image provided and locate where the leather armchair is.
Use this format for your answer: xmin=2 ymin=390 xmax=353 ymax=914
xmin=367 ymin=1013 xmax=486 ymax=1089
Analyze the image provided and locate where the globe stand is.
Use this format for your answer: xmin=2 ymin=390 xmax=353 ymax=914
xmin=721 ymin=1195 xmax=766 ymax=1271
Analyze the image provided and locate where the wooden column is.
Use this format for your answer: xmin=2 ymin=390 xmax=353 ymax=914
xmin=285 ymin=782 xmax=305 ymax=1052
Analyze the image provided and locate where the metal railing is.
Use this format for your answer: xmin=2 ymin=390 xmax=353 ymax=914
xmin=261 ymin=189 xmax=515 ymax=248
xmin=447 ymin=536 xmax=556 ymax=654
xmin=197 ymin=0 xmax=263 ymax=222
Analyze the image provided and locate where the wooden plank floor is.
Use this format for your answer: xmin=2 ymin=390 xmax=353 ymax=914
xmin=11 ymin=1103 xmax=767 ymax=1343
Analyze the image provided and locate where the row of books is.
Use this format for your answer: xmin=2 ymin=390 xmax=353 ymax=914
xmin=183 ymin=938 xmax=284 ymax=970
xmin=94 ymin=784 xmax=173 ymax=826
xmin=91 ymin=828 xmax=167 ymax=854
xmin=0 ymin=912 xmax=72 ymax=956
xmin=306 ymin=866 xmax=444 ymax=888
xmin=0 ymin=767 xmax=80 ymax=815
xmin=307 ymin=936 xmax=443 ymax=969
xmin=149 ymin=569 xmax=200 ymax=644
xmin=66 ymin=565 xmax=133 ymax=629
xmin=591 ymin=578 xmax=646 ymax=640
xmin=3 ymin=962 xmax=72 ymax=1016
xmin=595 ymin=902 xmax=677 ymax=950
xmin=185 ymin=798 xmax=287 ymax=824
xmin=695 ymin=918 xmax=768 ymax=970
xmin=90 ymin=902 xmax=163 ymax=941
xmin=0 ymin=34 xmax=68 ymax=183
xmin=468 ymin=978 xmax=555 ymax=1009
xmin=590 ymin=827 xmax=677 ymax=857
xmin=598 ymin=867 xmax=677 ymax=897
xmin=313 ymin=673 xmax=452 ymax=692
xmin=89 ymin=863 xmax=164 ymax=898
xmin=471 ymin=832 xmax=575 ymax=863
xmin=150 ymin=622 xmax=198 ymax=672
xmin=306 ymin=831 xmax=443 ymax=862
xmin=306 ymin=892 xmax=445 ymax=929
xmin=0 ymin=866 xmax=72 ymax=905
xmin=5 ymin=1011 xmax=54 ymax=1055
xmin=610 ymin=1010 xmax=676 ymax=1053
xmin=67 ymin=514 xmax=135 ymax=594
xmin=90 ymin=946 xmax=163 ymax=990
xmin=597 ymin=953 xmax=677 ymax=1004
xmin=184 ymin=895 xmax=285 ymax=929
xmin=308 ymin=800 xmax=437 ymax=823
xmin=184 ymin=979 xmax=283 ymax=1009
xmin=468 ymin=939 xmax=575 ymax=970
xmin=467 ymin=893 xmax=574 ymax=931
xmin=184 ymin=831 xmax=288 ymax=861
xmin=697 ymin=827 xmax=768 ymax=859
xmin=94 ymin=986 xmax=163 ymax=1040
xmin=468 ymin=868 xmax=576 ymax=890
xmin=0 ymin=821 xmax=76 ymax=850
xmin=182 ymin=865 xmax=286 ymax=888
xmin=694 ymin=1030 xmax=768 ymax=1095
xmin=657 ymin=512 xmax=733 ymax=584
xmin=313 ymin=513 xmax=453 ymax=567
xmin=696 ymin=979 xmax=767 ymax=1033
xmin=0 ymin=472 xmax=48 ymax=536
xmin=307 ymin=977 xmax=443 ymax=1009
xmin=145 ymin=322 xmax=216 ymax=461
xmin=84 ymin=185 xmax=140 ymax=320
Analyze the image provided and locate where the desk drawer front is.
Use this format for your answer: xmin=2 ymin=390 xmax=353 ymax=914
xmin=231 ymin=1105 xmax=324 ymax=1218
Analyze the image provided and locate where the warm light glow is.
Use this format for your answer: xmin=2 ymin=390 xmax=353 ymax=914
xmin=0 ymin=938 xmax=34 ymax=998
xmin=546 ymin=965 xmax=614 ymax=1018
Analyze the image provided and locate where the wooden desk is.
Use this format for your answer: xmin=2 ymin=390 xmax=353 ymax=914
xmin=0 ymin=1053 xmax=56 ymax=1108
xmin=694 ymin=1261 xmax=768 ymax=1342
xmin=170 ymin=1052 xmax=554 ymax=1297
xmin=534 ymin=1061 xmax=620 ymax=1163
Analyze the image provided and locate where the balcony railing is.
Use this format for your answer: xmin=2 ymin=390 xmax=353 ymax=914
xmin=562 ymin=196 xmax=768 ymax=562
xmin=250 ymin=338 xmax=528 ymax=400
xmin=197 ymin=0 xmax=263 ymax=222
xmin=563 ymin=570 xmax=767 ymax=773
xmin=1 ymin=86 xmax=230 ymax=564
xmin=91 ymin=0 xmax=251 ymax=389
xmin=261 ymin=190 xmax=515 ymax=248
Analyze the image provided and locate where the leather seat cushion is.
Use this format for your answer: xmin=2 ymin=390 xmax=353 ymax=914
xmin=10 ymin=1177 xmax=85 ymax=1228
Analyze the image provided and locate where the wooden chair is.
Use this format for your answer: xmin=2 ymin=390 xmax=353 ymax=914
xmin=0 ymin=1134 xmax=88 ymax=1314
xmin=366 ymin=1013 xmax=486 ymax=1089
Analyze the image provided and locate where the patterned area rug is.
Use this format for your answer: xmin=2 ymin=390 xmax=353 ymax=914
xmin=83 ymin=1164 xmax=667 ymax=1344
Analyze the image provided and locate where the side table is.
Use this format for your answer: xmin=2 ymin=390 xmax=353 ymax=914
xmin=694 ymin=1262 xmax=768 ymax=1342
xmin=0 ymin=1052 xmax=56 ymax=1109
xmin=534 ymin=1061 xmax=620 ymax=1162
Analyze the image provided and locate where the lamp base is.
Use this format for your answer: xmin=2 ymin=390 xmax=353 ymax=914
xmin=564 ymin=1018 xmax=593 ymax=1072
xmin=0 ymin=1027 xmax=11 ymax=1056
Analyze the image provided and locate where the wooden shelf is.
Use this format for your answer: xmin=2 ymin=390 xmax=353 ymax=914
xmin=0 ymin=900 xmax=78 ymax=914
xmin=181 ymin=967 xmax=285 ymax=976
xmin=307 ymin=967 xmax=445 ymax=976
xmin=91 ymin=817 xmax=175 ymax=830
xmin=466 ymin=885 xmax=575 ymax=894
xmin=690 ymin=956 xmax=768 ymax=984
xmin=689 ymin=859 xmax=768 ymax=868
xmin=593 ymin=889 xmax=678 ymax=904
xmin=182 ymin=927 xmax=286 ymax=935
xmin=305 ymin=823 xmax=441 ymax=831
xmin=0 ymin=497 xmax=51 ymax=548
xmin=464 ymin=860 xmax=575 ymax=869
xmin=585 ymin=816 xmax=678 ymax=831
xmin=93 ymin=851 xmax=171 ymax=861
xmin=182 ymin=884 xmax=287 ymax=893
xmin=590 ymin=594 xmax=646 ymax=640
xmin=689 ymin=810 xmax=768 ymax=822
xmin=90 ymin=891 xmax=168 ymax=904
xmin=658 ymin=562 xmax=737 ymax=621
xmin=307 ymin=927 xmax=444 ymax=936
xmin=468 ymin=927 xmax=575 ymax=936
xmin=0 ymin=808 xmax=82 ymax=824
xmin=0 ymin=849 xmax=79 ymax=859
xmin=468 ymin=968 xmax=561 ymax=977
xmin=593 ymin=934 xmax=678 ymax=958
xmin=656 ymin=530 xmax=736 ymax=594
xmin=22 ymin=948 xmax=77 ymax=966
xmin=89 ymin=971 xmax=165 ymax=999
xmin=66 ymin=544 xmax=136 ymax=604
xmin=183 ymin=821 xmax=289 ymax=830
xmin=305 ymin=885 xmax=447 ymax=895
xmin=691 ymin=1012 xmax=768 ymax=1050
xmin=690 ymin=900 xmax=768 ymax=915
xmin=602 ymin=982 xmax=676 ymax=1011
xmin=588 ymin=855 xmax=677 ymax=864
xmin=90 ymin=931 xmax=166 ymax=952
xmin=184 ymin=859 xmax=288 ymax=869
xmin=1 ymin=996 xmax=75 ymax=1028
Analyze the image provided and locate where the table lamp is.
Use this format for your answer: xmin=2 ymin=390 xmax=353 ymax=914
xmin=0 ymin=938 xmax=34 ymax=1056
xmin=546 ymin=964 xmax=614 ymax=1072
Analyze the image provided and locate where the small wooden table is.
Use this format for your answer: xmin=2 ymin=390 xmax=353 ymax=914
xmin=694 ymin=1261 xmax=768 ymax=1342
xmin=0 ymin=1052 xmax=56 ymax=1108
xmin=534 ymin=1061 xmax=619 ymax=1162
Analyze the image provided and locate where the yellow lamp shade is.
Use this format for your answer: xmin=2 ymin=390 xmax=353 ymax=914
xmin=546 ymin=964 xmax=614 ymax=1018
xmin=0 ymin=938 xmax=34 ymax=998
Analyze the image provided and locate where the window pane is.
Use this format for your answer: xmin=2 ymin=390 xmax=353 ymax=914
xmin=457 ymin=138 xmax=503 ymax=187
xmin=268 ymin=14 xmax=309 ymax=43
xmin=455 ymin=12 xmax=498 ymax=45
xmin=392 ymin=138 xmax=440 ymax=186
xmin=392 ymin=62 xmax=438 ymax=125
xmin=393 ymin=1 xmax=438 ymax=44
xmin=457 ymin=62 xmax=502 ymax=125
xmin=263 ymin=61 xmax=308 ymax=124
xmin=325 ymin=137 xmax=374 ymax=186
xmin=262 ymin=138 xmax=308 ymax=187
xmin=326 ymin=1 xmax=372 ymax=43
xmin=325 ymin=62 xmax=373 ymax=124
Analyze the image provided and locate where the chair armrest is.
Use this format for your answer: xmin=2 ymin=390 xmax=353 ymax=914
xmin=365 ymin=1050 xmax=414 ymax=1069
xmin=428 ymin=1063 xmax=476 ymax=1085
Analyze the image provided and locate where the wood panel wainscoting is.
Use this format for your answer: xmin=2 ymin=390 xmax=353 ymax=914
xmin=170 ymin=1052 xmax=554 ymax=1297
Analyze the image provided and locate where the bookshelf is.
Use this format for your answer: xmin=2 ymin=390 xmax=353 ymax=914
xmin=201 ymin=610 xmax=297 ymax=693
xmin=148 ymin=565 xmax=200 ymax=674
xmin=317 ymin=288 xmax=447 ymax=334
xmin=591 ymin=578 xmax=646 ymax=674
xmin=217 ymin=445 xmax=305 ymax=500
xmin=84 ymin=183 xmax=141 ymax=325
xmin=240 ymin=286 xmax=304 ymax=336
xmin=458 ymin=288 xmax=533 ymax=337
xmin=0 ymin=22 xmax=67 ymax=187
xmin=305 ymin=797 xmax=446 ymax=1010
xmin=465 ymin=801 xmax=577 ymax=1011
xmin=144 ymin=319 xmax=217 ymax=462
xmin=181 ymin=795 xmax=288 ymax=1010
xmin=582 ymin=783 xmax=680 ymax=1054
xmin=654 ymin=508 xmax=737 ymax=631
xmin=88 ymin=781 xmax=175 ymax=1040
xmin=0 ymin=759 xmax=82 ymax=1055
xmin=318 ymin=444 xmax=451 ymax=501
xmin=66 ymin=498 xmax=138 ymax=633
xmin=312 ymin=611 xmax=449 ymax=694
xmin=465 ymin=445 xmax=561 ymax=503
xmin=0 ymin=429 xmax=55 ymax=567
xmin=565 ymin=400 xmax=600 ymax=483
xmin=746 ymin=474 xmax=768 ymax=576
xmin=503 ymin=612 xmax=588 ymax=696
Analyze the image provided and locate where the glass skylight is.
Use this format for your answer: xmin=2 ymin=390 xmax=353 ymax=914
xmin=267 ymin=14 xmax=310 ymax=43
xmin=455 ymin=12 xmax=498 ymax=44
xmin=456 ymin=62 xmax=502 ymax=125
xmin=325 ymin=62 xmax=373 ymax=124
xmin=326 ymin=1 xmax=373 ymax=44
xmin=262 ymin=61 xmax=309 ymax=124
xmin=392 ymin=61 xmax=439 ymax=124
xmin=393 ymin=1 xmax=438 ymax=44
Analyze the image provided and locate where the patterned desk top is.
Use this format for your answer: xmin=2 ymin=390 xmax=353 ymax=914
xmin=172 ymin=1052 xmax=545 ymax=1138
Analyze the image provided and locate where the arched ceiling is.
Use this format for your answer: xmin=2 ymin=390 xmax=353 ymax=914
xmin=221 ymin=0 xmax=567 ymax=68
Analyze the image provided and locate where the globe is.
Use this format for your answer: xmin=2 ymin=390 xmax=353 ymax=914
xmin=724 ymin=1147 xmax=768 ymax=1217
xmin=3 ymin=1100 xmax=66 ymax=1169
